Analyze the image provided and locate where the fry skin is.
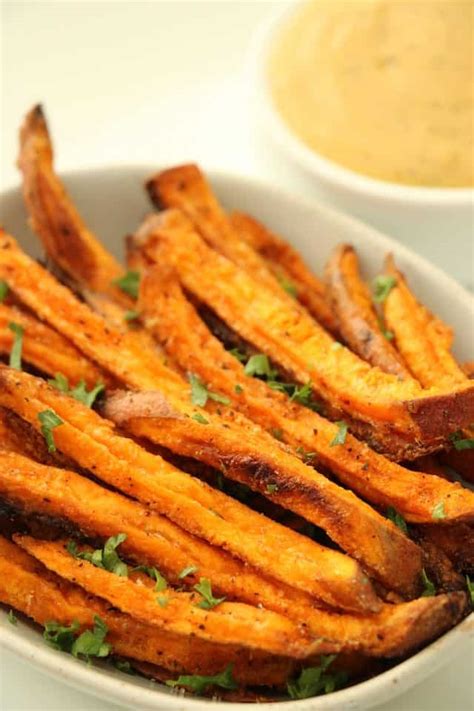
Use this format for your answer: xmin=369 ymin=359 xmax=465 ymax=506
xmin=325 ymin=244 xmax=410 ymax=378
xmin=0 ymin=536 xmax=294 ymax=685
xmin=16 ymin=536 xmax=327 ymax=658
xmin=0 ymin=367 xmax=383 ymax=612
xmin=230 ymin=211 xmax=337 ymax=333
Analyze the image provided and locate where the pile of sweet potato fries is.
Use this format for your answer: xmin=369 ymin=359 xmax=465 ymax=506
xmin=0 ymin=105 xmax=473 ymax=702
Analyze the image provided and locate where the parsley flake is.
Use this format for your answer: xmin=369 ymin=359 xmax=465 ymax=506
xmin=270 ymin=427 xmax=284 ymax=441
xmin=193 ymin=578 xmax=226 ymax=610
xmin=192 ymin=413 xmax=209 ymax=425
xmin=133 ymin=565 xmax=167 ymax=591
xmin=166 ymin=664 xmax=237 ymax=695
xmin=188 ymin=373 xmax=230 ymax=407
xmin=234 ymin=384 xmax=243 ymax=394
xmin=421 ymin=569 xmax=436 ymax=597
xmin=296 ymin=446 xmax=316 ymax=463
xmin=67 ymin=533 xmax=128 ymax=577
xmin=156 ymin=595 xmax=169 ymax=608
xmin=432 ymin=501 xmax=446 ymax=520
xmin=450 ymin=431 xmax=474 ymax=451
xmin=8 ymin=322 xmax=24 ymax=370
xmin=7 ymin=609 xmax=17 ymax=625
xmin=278 ymin=275 xmax=298 ymax=297
xmin=386 ymin=506 xmax=408 ymax=534
xmin=373 ymin=275 xmax=397 ymax=303
xmin=178 ymin=565 xmax=198 ymax=580
xmin=466 ymin=576 xmax=474 ymax=606
xmin=228 ymin=348 xmax=246 ymax=363
xmin=71 ymin=615 xmax=111 ymax=660
xmin=113 ymin=659 xmax=135 ymax=674
xmin=112 ymin=270 xmax=140 ymax=299
xmin=0 ymin=280 xmax=9 ymax=302
xmin=330 ymin=421 xmax=348 ymax=447
xmin=38 ymin=409 xmax=63 ymax=452
xmin=124 ymin=310 xmax=140 ymax=322
xmin=287 ymin=655 xmax=347 ymax=699
xmin=48 ymin=373 xmax=104 ymax=408
xmin=43 ymin=620 xmax=80 ymax=652
xmin=244 ymin=354 xmax=276 ymax=379
xmin=266 ymin=483 xmax=279 ymax=494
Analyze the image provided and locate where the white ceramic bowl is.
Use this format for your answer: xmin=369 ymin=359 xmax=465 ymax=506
xmin=0 ymin=166 xmax=473 ymax=710
xmin=249 ymin=2 xmax=474 ymax=255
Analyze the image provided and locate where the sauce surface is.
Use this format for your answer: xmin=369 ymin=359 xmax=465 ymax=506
xmin=269 ymin=0 xmax=473 ymax=187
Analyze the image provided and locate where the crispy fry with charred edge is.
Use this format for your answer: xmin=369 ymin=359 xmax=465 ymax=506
xmin=0 ymin=468 xmax=468 ymax=658
xmin=0 ymin=368 xmax=383 ymax=612
xmin=417 ymin=524 xmax=474 ymax=574
xmin=131 ymin=210 xmax=474 ymax=449
xmin=0 ymin=303 xmax=106 ymax=385
xmin=135 ymin=263 xmax=474 ymax=526
xmin=0 ymin=536 xmax=293 ymax=685
xmin=324 ymin=245 xmax=410 ymax=378
xmin=16 ymin=536 xmax=325 ymax=658
xmin=230 ymin=211 xmax=337 ymax=333
xmin=383 ymin=255 xmax=467 ymax=388
xmin=383 ymin=255 xmax=474 ymax=482
xmin=18 ymin=105 xmax=124 ymax=303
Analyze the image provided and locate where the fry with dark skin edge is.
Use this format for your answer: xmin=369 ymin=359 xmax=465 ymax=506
xmin=0 ymin=536 xmax=294 ymax=685
xmin=417 ymin=524 xmax=474 ymax=574
xmin=324 ymin=244 xmax=410 ymax=378
xmin=15 ymin=536 xmax=327 ymax=658
xmin=134 ymin=263 xmax=474 ymax=525
xmin=230 ymin=211 xmax=337 ymax=333
xmin=0 ymin=470 xmax=467 ymax=658
xmin=0 ymin=367 xmax=384 ymax=612
xmin=0 ymin=303 xmax=107 ymax=386
xmin=131 ymin=210 xmax=474 ymax=446
xmin=383 ymin=254 xmax=474 ymax=483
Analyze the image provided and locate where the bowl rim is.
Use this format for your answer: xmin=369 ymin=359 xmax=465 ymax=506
xmin=248 ymin=0 xmax=474 ymax=206
xmin=0 ymin=164 xmax=473 ymax=711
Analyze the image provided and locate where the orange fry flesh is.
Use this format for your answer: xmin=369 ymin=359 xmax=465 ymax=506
xmin=132 ymin=210 xmax=474 ymax=444
xmin=0 ymin=367 xmax=383 ymax=613
xmin=135 ymin=263 xmax=474 ymax=526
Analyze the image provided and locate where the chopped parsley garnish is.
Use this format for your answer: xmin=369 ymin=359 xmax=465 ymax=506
xmin=193 ymin=578 xmax=226 ymax=609
xmin=432 ymin=501 xmax=446 ymax=520
xmin=8 ymin=322 xmax=24 ymax=370
xmin=296 ymin=446 xmax=316 ymax=463
xmin=112 ymin=270 xmax=140 ymax=299
xmin=287 ymin=655 xmax=347 ymax=699
xmin=124 ymin=310 xmax=140 ymax=322
xmin=71 ymin=615 xmax=111 ymax=660
xmin=266 ymin=483 xmax=279 ymax=494
xmin=178 ymin=565 xmax=199 ymax=580
xmin=450 ymin=431 xmax=474 ymax=451
xmin=48 ymin=373 xmax=105 ymax=408
xmin=466 ymin=576 xmax=474 ymax=606
xmin=113 ymin=659 xmax=134 ymax=674
xmin=43 ymin=619 xmax=80 ymax=652
xmin=373 ymin=275 xmax=397 ymax=303
xmin=330 ymin=421 xmax=348 ymax=447
xmin=67 ymin=533 xmax=128 ymax=577
xmin=38 ymin=409 xmax=64 ymax=452
xmin=7 ymin=609 xmax=17 ymax=625
xmin=278 ymin=275 xmax=298 ymax=297
xmin=166 ymin=664 xmax=237 ymax=694
xmin=234 ymin=384 xmax=243 ymax=394
xmin=377 ymin=315 xmax=394 ymax=340
xmin=133 ymin=565 xmax=167 ymax=591
xmin=386 ymin=506 xmax=408 ymax=534
xmin=270 ymin=427 xmax=284 ymax=441
xmin=156 ymin=595 xmax=169 ymax=608
xmin=0 ymin=280 xmax=9 ymax=302
xmin=192 ymin=413 xmax=209 ymax=425
xmin=244 ymin=353 xmax=277 ymax=379
xmin=421 ymin=569 xmax=436 ymax=597
xmin=228 ymin=348 xmax=246 ymax=363
xmin=188 ymin=373 xmax=230 ymax=407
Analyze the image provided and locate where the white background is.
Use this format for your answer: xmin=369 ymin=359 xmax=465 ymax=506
xmin=0 ymin=1 xmax=473 ymax=710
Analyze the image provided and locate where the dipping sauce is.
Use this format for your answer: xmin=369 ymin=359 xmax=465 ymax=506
xmin=269 ymin=0 xmax=473 ymax=187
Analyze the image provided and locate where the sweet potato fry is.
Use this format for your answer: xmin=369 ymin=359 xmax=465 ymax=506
xmin=18 ymin=106 xmax=125 ymax=303
xmin=135 ymin=261 xmax=474 ymax=526
xmin=0 ymin=367 xmax=383 ymax=611
xmin=0 ymin=536 xmax=293 ymax=685
xmin=383 ymin=255 xmax=468 ymax=388
xmin=417 ymin=524 xmax=474 ymax=574
xmin=131 ymin=210 xmax=474 ymax=449
xmin=16 ymin=536 xmax=325 ymax=658
xmin=230 ymin=211 xmax=337 ymax=333
xmin=0 ymin=303 xmax=106 ymax=385
xmin=324 ymin=245 xmax=410 ymax=378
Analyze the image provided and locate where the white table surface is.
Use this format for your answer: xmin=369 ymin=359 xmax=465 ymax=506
xmin=0 ymin=2 xmax=473 ymax=710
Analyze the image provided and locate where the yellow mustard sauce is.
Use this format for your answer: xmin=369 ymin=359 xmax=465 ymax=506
xmin=269 ymin=0 xmax=474 ymax=187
